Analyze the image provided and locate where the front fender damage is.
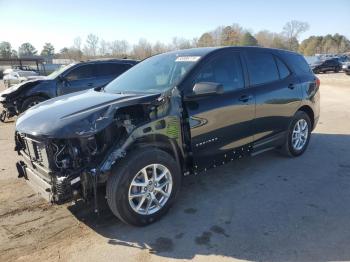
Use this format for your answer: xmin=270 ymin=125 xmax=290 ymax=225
xmin=84 ymin=88 xmax=187 ymax=212
xmin=15 ymin=88 xmax=189 ymax=211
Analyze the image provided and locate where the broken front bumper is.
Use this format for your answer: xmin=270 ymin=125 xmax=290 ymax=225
xmin=0 ymin=101 xmax=17 ymax=122
xmin=17 ymin=150 xmax=82 ymax=204
xmin=17 ymin=160 xmax=52 ymax=202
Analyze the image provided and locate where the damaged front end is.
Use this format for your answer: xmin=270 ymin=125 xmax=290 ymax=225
xmin=0 ymin=95 xmax=18 ymax=122
xmin=15 ymin=88 xmax=187 ymax=209
xmin=0 ymin=80 xmax=42 ymax=122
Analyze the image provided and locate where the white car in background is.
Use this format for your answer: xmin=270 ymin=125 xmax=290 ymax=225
xmin=3 ymin=70 xmax=42 ymax=88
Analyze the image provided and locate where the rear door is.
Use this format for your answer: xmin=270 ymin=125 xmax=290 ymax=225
xmin=244 ymin=51 xmax=302 ymax=146
xmin=183 ymin=50 xmax=255 ymax=171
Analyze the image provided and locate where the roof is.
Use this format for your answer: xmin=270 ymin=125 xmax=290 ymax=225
xmin=82 ymin=58 xmax=139 ymax=64
xmin=165 ymin=46 xmax=300 ymax=57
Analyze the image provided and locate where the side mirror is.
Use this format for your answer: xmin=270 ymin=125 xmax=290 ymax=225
xmin=58 ymin=75 xmax=68 ymax=83
xmin=191 ymin=82 xmax=224 ymax=96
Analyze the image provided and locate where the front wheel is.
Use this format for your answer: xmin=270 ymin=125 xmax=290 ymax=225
xmin=280 ymin=111 xmax=311 ymax=157
xmin=21 ymin=96 xmax=46 ymax=112
xmin=106 ymin=147 xmax=181 ymax=226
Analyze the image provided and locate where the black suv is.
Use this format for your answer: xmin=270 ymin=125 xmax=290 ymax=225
xmin=14 ymin=47 xmax=320 ymax=226
xmin=311 ymin=58 xmax=342 ymax=74
xmin=0 ymin=59 xmax=137 ymax=121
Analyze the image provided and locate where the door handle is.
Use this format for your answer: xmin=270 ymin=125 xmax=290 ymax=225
xmin=288 ymin=83 xmax=295 ymax=89
xmin=238 ymin=95 xmax=252 ymax=102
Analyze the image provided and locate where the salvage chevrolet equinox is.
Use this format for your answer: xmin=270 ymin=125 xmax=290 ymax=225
xmin=15 ymin=47 xmax=320 ymax=226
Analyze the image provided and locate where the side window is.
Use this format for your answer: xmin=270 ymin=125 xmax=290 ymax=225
xmin=65 ymin=65 xmax=93 ymax=81
xmin=194 ymin=52 xmax=244 ymax=92
xmin=275 ymin=56 xmax=291 ymax=79
xmin=245 ymin=52 xmax=279 ymax=86
xmin=95 ymin=63 xmax=132 ymax=77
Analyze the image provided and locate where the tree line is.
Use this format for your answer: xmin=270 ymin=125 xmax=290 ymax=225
xmin=1 ymin=20 xmax=349 ymax=61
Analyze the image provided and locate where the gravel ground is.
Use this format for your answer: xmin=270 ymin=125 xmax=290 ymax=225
xmin=0 ymin=73 xmax=350 ymax=262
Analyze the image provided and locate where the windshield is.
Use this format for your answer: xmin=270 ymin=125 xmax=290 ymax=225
xmin=104 ymin=52 xmax=201 ymax=94
xmin=46 ymin=63 xmax=76 ymax=80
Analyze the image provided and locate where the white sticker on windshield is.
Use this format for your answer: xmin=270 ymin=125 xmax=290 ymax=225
xmin=175 ymin=56 xmax=201 ymax=62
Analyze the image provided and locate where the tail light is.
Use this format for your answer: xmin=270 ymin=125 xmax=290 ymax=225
xmin=315 ymin=77 xmax=320 ymax=88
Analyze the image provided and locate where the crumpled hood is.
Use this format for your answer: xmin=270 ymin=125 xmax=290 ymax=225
xmin=16 ymin=89 xmax=160 ymax=139
xmin=0 ymin=79 xmax=46 ymax=99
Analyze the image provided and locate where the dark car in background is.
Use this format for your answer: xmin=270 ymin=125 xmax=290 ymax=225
xmin=342 ymin=63 xmax=350 ymax=75
xmin=14 ymin=47 xmax=320 ymax=226
xmin=311 ymin=58 xmax=342 ymax=74
xmin=0 ymin=59 xmax=138 ymax=121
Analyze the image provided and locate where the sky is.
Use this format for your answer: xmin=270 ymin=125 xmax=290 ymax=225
xmin=1 ymin=0 xmax=349 ymax=52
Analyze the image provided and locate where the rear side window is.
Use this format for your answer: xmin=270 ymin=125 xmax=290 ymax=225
xmin=194 ymin=52 xmax=244 ymax=92
xmin=95 ymin=63 xmax=132 ymax=77
xmin=275 ymin=56 xmax=290 ymax=79
xmin=66 ymin=65 xmax=93 ymax=80
xmin=287 ymin=54 xmax=311 ymax=75
xmin=245 ymin=52 xmax=279 ymax=86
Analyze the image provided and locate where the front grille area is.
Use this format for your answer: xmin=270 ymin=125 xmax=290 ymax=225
xmin=17 ymin=133 xmax=50 ymax=169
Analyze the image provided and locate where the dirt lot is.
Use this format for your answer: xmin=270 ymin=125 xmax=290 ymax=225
xmin=1 ymin=73 xmax=350 ymax=262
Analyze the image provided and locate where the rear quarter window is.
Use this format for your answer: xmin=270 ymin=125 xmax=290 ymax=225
xmin=285 ymin=54 xmax=312 ymax=76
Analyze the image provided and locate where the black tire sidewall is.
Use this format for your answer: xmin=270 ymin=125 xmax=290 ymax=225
xmin=21 ymin=96 xmax=45 ymax=112
xmin=287 ymin=112 xmax=311 ymax=156
xmin=107 ymin=147 xmax=181 ymax=226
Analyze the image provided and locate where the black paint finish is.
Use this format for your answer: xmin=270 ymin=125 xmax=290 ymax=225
xmin=14 ymin=46 xmax=320 ymax=204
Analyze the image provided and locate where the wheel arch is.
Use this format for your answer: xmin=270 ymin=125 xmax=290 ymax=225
xmin=297 ymin=105 xmax=315 ymax=129
xmin=20 ymin=93 xmax=50 ymax=111
xmin=129 ymin=134 xmax=185 ymax=174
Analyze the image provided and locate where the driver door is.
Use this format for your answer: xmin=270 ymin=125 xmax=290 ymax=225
xmin=183 ymin=50 xmax=255 ymax=172
xmin=57 ymin=64 xmax=96 ymax=95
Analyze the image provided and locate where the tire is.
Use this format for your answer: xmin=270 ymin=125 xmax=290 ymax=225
xmin=335 ymin=67 xmax=339 ymax=73
xmin=280 ymin=111 xmax=311 ymax=157
xmin=106 ymin=147 xmax=182 ymax=226
xmin=21 ymin=96 xmax=46 ymax=112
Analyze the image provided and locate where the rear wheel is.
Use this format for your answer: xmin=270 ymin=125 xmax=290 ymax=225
xmin=280 ymin=111 xmax=311 ymax=157
xmin=106 ymin=147 xmax=181 ymax=226
xmin=21 ymin=96 xmax=46 ymax=112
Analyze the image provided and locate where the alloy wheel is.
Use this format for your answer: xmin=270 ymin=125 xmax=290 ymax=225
xmin=128 ymin=164 xmax=173 ymax=215
xmin=291 ymin=119 xmax=309 ymax=151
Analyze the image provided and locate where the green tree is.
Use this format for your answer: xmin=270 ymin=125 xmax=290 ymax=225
xmin=40 ymin=42 xmax=55 ymax=57
xmin=18 ymin=42 xmax=37 ymax=57
xmin=11 ymin=49 xmax=18 ymax=58
xmin=0 ymin=41 xmax=12 ymax=58
xmin=240 ymin=32 xmax=258 ymax=46
xmin=197 ymin=33 xmax=214 ymax=47
xmin=220 ymin=26 xmax=241 ymax=46
xmin=299 ymin=36 xmax=323 ymax=55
